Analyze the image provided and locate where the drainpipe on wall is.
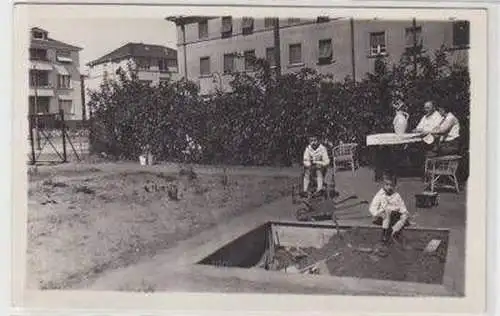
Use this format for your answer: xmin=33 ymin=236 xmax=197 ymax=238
xmin=412 ymin=17 xmax=418 ymax=80
xmin=181 ymin=24 xmax=188 ymax=80
xmin=80 ymin=74 xmax=86 ymax=122
xmin=273 ymin=17 xmax=282 ymax=76
xmin=350 ymin=18 xmax=356 ymax=82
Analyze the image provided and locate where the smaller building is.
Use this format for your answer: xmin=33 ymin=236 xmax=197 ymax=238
xmin=85 ymin=42 xmax=179 ymax=92
xmin=29 ymin=27 xmax=83 ymax=120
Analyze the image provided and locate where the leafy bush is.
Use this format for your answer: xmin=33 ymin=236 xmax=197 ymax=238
xmin=88 ymin=47 xmax=469 ymax=168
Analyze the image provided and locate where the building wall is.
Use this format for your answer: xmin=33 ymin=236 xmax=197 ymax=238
xmin=175 ymin=17 xmax=469 ymax=95
xmin=29 ymin=44 xmax=83 ymax=120
xmin=85 ymin=56 xmax=180 ymax=118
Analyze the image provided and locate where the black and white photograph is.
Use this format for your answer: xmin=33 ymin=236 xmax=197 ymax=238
xmin=11 ymin=3 xmax=489 ymax=314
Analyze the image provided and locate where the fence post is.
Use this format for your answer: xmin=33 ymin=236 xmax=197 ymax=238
xmin=60 ymin=109 xmax=67 ymax=162
xmin=28 ymin=115 xmax=36 ymax=164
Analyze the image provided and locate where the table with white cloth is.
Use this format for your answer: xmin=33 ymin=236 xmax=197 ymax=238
xmin=366 ymin=133 xmax=424 ymax=181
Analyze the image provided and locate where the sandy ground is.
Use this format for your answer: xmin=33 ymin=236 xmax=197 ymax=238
xmin=27 ymin=167 xmax=295 ymax=289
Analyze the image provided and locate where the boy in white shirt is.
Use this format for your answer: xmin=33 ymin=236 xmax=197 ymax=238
xmin=369 ymin=173 xmax=410 ymax=244
xmin=301 ymin=134 xmax=330 ymax=197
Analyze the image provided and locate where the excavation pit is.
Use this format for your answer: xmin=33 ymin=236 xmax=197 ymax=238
xmin=198 ymin=221 xmax=450 ymax=285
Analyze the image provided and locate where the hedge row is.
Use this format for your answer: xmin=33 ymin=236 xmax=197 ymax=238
xmin=87 ymin=47 xmax=470 ymax=166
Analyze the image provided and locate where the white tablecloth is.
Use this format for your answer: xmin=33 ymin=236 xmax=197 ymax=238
xmin=366 ymin=133 xmax=423 ymax=146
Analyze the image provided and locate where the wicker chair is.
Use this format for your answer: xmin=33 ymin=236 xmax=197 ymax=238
xmin=424 ymin=155 xmax=461 ymax=193
xmin=332 ymin=143 xmax=359 ymax=174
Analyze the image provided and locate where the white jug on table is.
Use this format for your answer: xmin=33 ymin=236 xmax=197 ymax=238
xmin=393 ymin=110 xmax=409 ymax=135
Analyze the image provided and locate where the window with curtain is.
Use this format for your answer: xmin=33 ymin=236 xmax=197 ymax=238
xmin=242 ymin=17 xmax=254 ymax=35
xmin=453 ymin=21 xmax=469 ymax=48
xmin=369 ymin=32 xmax=387 ymax=55
xmin=198 ymin=20 xmax=208 ymax=39
xmin=58 ymin=75 xmax=71 ymax=89
xmin=244 ymin=50 xmax=256 ymax=71
xmin=223 ymin=53 xmax=235 ymax=73
xmin=200 ymin=57 xmax=210 ymax=75
xmin=59 ymin=100 xmax=73 ymax=115
xmin=264 ymin=18 xmax=275 ymax=28
xmin=289 ymin=43 xmax=302 ymax=65
xmin=221 ymin=16 xmax=233 ymax=38
xmin=318 ymin=39 xmax=333 ymax=64
xmin=405 ymin=26 xmax=422 ymax=48
xmin=266 ymin=47 xmax=276 ymax=67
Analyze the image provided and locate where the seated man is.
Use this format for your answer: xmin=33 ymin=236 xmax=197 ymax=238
xmin=301 ymin=134 xmax=330 ymax=198
xmin=412 ymin=100 xmax=444 ymax=135
xmin=427 ymin=105 xmax=461 ymax=156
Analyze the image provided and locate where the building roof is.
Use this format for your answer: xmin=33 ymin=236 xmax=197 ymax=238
xmin=29 ymin=27 xmax=82 ymax=51
xmin=165 ymin=16 xmax=218 ymax=26
xmin=87 ymin=42 xmax=177 ymax=67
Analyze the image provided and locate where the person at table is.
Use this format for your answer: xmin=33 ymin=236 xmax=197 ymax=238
xmin=412 ymin=101 xmax=444 ymax=134
xmin=428 ymin=105 xmax=461 ymax=156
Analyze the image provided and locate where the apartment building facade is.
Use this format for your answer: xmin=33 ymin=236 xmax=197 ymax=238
xmin=166 ymin=16 xmax=469 ymax=95
xmin=85 ymin=42 xmax=179 ymax=96
xmin=29 ymin=27 xmax=83 ymax=120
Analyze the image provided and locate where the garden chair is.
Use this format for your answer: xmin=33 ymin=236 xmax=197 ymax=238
xmin=332 ymin=143 xmax=359 ymax=174
xmin=424 ymin=155 xmax=461 ymax=193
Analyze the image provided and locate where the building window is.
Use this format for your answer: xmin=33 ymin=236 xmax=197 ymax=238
xmin=59 ymin=100 xmax=73 ymax=115
xmin=159 ymin=58 xmax=177 ymax=72
xmin=140 ymin=80 xmax=152 ymax=86
xmin=242 ymin=17 xmax=254 ymax=35
xmin=405 ymin=26 xmax=423 ymax=48
xmin=58 ymin=75 xmax=71 ymax=89
xmin=221 ymin=16 xmax=233 ymax=38
xmin=32 ymin=30 xmax=46 ymax=40
xmin=223 ymin=53 xmax=235 ymax=73
xmin=135 ymin=58 xmax=151 ymax=70
xmin=369 ymin=32 xmax=387 ymax=56
xmin=29 ymin=96 xmax=50 ymax=114
xmin=198 ymin=20 xmax=208 ymax=39
xmin=244 ymin=50 xmax=256 ymax=71
xmin=288 ymin=18 xmax=301 ymax=25
xmin=318 ymin=39 xmax=333 ymax=65
xmin=200 ymin=57 xmax=210 ymax=75
xmin=29 ymin=70 xmax=50 ymax=87
xmin=266 ymin=47 xmax=276 ymax=67
xmin=317 ymin=16 xmax=330 ymax=23
xmin=289 ymin=43 xmax=302 ymax=65
xmin=453 ymin=20 xmax=470 ymax=48
xmin=264 ymin=18 xmax=275 ymax=29
xmin=29 ymin=48 xmax=47 ymax=61
xmin=56 ymin=50 xmax=73 ymax=63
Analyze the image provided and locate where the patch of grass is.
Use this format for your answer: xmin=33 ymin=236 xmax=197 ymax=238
xmin=179 ymin=167 xmax=197 ymax=181
xmin=42 ymin=179 xmax=68 ymax=188
xmin=156 ymin=172 xmax=177 ymax=182
xmin=193 ymin=184 xmax=210 ymax=195
xmin=73 ymin=185 xmax=95 ymax=195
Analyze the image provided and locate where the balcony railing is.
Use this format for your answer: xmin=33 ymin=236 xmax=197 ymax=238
xmin=30 ymin=55 xmax=49 ymax=61
xmin=29 ymin=83 xmax=53 ymax=89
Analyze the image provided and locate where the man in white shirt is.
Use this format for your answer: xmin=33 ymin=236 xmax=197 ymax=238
xmin=430 ymin=105 xmax=461 ymax=156
xmin=301 ymin=134 xmax=330 ymax=197
xmin=413 ymin=101 xmax=444 ymax=134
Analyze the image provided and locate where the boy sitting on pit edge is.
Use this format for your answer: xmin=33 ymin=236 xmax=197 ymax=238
xmin=301 ymin=134 xmax=330 ymax=198
xmin=369 ymin=173 xmax=410 ymax=244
